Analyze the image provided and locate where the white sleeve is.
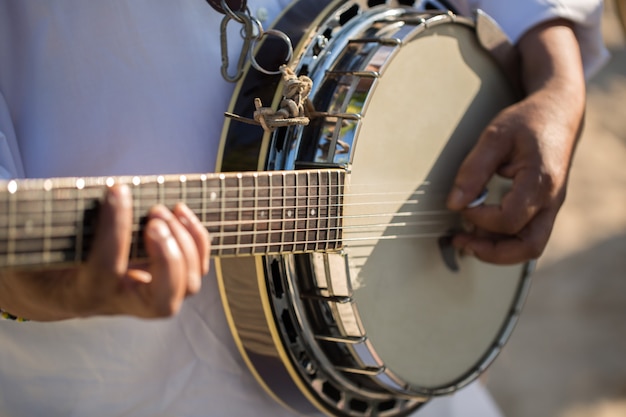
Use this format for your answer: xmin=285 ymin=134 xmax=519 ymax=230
xmin=465 ymin=0 xmax=610 ymax=78
xmin=0 ymin=90 xmax=25 ymax=179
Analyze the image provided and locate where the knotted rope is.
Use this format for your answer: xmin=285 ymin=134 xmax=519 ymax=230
xmin=254 ymin=65 xmax=313 ymax=133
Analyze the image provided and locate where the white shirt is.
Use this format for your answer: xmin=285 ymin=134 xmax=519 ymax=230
xmin=0 ymin=1 xmax=607 ymax=416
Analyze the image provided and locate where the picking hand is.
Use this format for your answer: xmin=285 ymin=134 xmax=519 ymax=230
xmin=446 ymin=19 xmax=586 ymax=265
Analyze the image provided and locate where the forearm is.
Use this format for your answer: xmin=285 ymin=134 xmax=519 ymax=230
xmin=518 ymin=19 xmax=586 ymax=132
xmin=515 ymin=18 xmax=587 ymax=186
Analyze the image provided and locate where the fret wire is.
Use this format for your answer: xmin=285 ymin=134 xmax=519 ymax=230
xmin=309 ymin=172 xmax=316 ymax=252
xmin=253 ymin=173 xmax=259 ymax=254
xmin=158 ymin=176 xmax=164 ymax=205
xmin=268 ymin=174 xmax=274 ymax=253
xmin=43 ymin=186 xmax=52 ymax=263
xmin=75 ymin=187 xmax=85 ymax=263
xmin=333 ymin=170 xmax=341 ymax=250
xmin=131 ymin=179 xmax=141 ymax=260
xmin=180 ymin=175 xmax=187 ymax=205
xmin=315 ymin=171 xmax=321 ymax=252
xmin=324 ymin=170 xmax=330 ymax=252
xmin=219 ymin=175 xmax=226 ymax=256
xmin=280 ymin=173 xmax=286 ymax=254
xmin=329 ymin=170 xmax=336 ymax=250
xmin=328 ymin=170 xmax=334 ymax=251
xmin=201 ymin=175 xmax=208 ymax=229
xmin=295 ymin=172 xmax=302 ymax=252
xmin=325 ymin=172 xmax=331 ymax=248
xmin=235 ymin=174 xmax=242 ymax=256
xmin=7 ymin=186 xmax=16 ymax=266
xmin=305 ymin=171 xmax=311 ymax=252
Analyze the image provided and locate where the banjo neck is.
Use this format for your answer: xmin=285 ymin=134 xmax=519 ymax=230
xmin=0 ymin=169 xmax=345 ymax=270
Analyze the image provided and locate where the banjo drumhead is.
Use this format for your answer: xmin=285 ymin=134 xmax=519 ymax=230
xmin=342 ymin=22 xmax=526 ymax=390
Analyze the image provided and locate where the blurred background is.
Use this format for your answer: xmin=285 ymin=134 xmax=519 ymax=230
xmin=486 ymin=2 xmax=626 ymax=417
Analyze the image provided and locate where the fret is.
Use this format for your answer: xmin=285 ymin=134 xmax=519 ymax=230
xmin=252 ymin=173 xmax=259 ymax=254
xmin=272 ymin=173 xmax=283 ymax=254
xmin=219 ymin=174 xmax=226 ymax=256
xmin=280 ymin=173 xmax=286 ymax=254
xmin=255 ymin=173 xmax=270 ymax=254
xmin=7 ymin=181 xmax=17 ymax=267
xmin=319 ymin=170 xmax=326 ymax=251
xmin=43 ymin=181 xmax=53 ymax=263
xmin=315 ymin=171 xmax=322 ymax=251
xmin=75 ymin=181 xmax=85 ymax=263
xmin=332 ymin=170 xmax=343 ymax=250
xmin=184 ymin=177 xmax=204 ymax=225
xmin=313 ymin=171 xmax=321 ymax=251
xmin=294 ymin=172 xmax=303 ymax=252
xmin=285 ymin=173 xmax=297 ymax=253
xmin=157 ymin=176 xmax=165 ymax=205
xmin=327 ymin=171 xmax=333 ymax=251
xmin=266 ymin=172 xmax=278 ymax=253
xmin=327 ymin=170 xmax=336 ymax=250
xmin=305 ymin=171 xmax=313 ymax=252
xmin=201 ymin=175 xmax=208 ymax=226
xmin=131 ymin=177 xmax=142 ymax=260
xmin=235 ymin=174 xmax=243 ymax=256
xmin=242 ymin=174 xmax=256 ymax=255
xmin=179 ymin=175 xmax=187 ymax=203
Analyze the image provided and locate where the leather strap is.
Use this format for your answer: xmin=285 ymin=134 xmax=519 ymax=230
xmin=206 ymin=0 xmax=246 ymax=14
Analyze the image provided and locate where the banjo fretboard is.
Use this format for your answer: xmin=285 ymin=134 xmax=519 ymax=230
xmin=0 ymin=169 xmax=345 ymax=269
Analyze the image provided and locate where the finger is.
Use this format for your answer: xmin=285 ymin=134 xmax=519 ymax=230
xmin=462 ymin=170 xmax=545 ymax=235
xmin=452 ymin=209 xmax=556 ymax=264
xmin=142 ymin=216 xmax=187 ymax=316
xmin=87 ymin=184 xmax=132 ymax=275
xmin=447 ymin=123 xmax=513 ymax=211
xmin=150 ymin=205 xmax=203 ymax=296
xmin=173 ymin=203 xmax=211 ymax=276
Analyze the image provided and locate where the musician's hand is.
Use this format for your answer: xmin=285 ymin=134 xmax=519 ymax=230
xmin=0 ymin=185 xmax=211 ymax=321
xmin=446 ymin=19 xmax=586 ymax=265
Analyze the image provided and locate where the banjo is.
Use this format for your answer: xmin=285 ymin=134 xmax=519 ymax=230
xmin=0 ymin=1 xmax=532 ymax=416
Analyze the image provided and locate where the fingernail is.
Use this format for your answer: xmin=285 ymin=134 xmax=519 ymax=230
xmin=106 ymin=184 xmax=130 ymax=206
xmin=174 ymin=204 xmax=193 ymax=227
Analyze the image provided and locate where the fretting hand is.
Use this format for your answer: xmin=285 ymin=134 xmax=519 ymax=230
xmin=0 ymin=185 xmax=210 ymax=321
